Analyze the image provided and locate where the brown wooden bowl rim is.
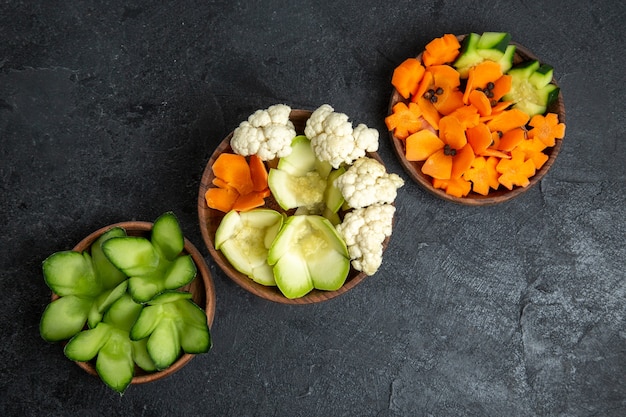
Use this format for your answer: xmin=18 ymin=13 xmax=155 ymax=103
xmin=51 ymin=220 xmax=216 ymax=385
xmin=198 ymin=109 xmax=391 ymax=304
xmin=388 ymin=34 xmax=566 ymax=206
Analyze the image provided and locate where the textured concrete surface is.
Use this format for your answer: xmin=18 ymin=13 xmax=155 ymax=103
xmin=1 ymin=1 xmax=625 ymax=416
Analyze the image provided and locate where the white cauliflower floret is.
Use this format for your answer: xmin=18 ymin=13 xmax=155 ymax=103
xmin=230 ymin=104 xmax=296 ymax=161
xmin=304 ymin=104 xmax=379 ymax=168
xmin=335 ymin=203 xmax=396 ymax=276
xmin=335 ymin=157 xmax=404 ymax=209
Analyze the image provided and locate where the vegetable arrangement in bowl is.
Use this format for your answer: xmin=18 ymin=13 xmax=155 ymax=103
xmin=198 ymin=104 xmax=404 ymax=303
xmin=40 ymin=212 xmax=215 ymax=394
xmin=387 ymin=32 xmax=566 ymax=205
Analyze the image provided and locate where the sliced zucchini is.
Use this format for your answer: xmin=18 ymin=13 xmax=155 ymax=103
xmin=267 ymin=215 xmax=350 ymax=298
xmin=268 ymin=168 xmax=326 ymax=210
xmin=126 ymin=275 xmax=161 ymax=303
xmin=214 ymin=209 xmax=283 ymax=286
xmin=324 ymin=167 xmax=346 ymax=213
xmin=65 ymin=322 xmax=135 ymax=394
xmin=129 ymin=304 xmax=161 ymax=341
xmin=277 ymin=135 xmax=317 ymax=176
xmin=272 ymin=251 xmax=314 ymax=299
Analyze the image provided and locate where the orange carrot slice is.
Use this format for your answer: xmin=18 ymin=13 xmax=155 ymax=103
xmin=405 ymin=129 xmax=445 ymax=161
xmin=392 ymin=58 xmax=425 ymax=99
xmin=414 ymin=65 xmax=464 ymax=116
xmin=212 ymin=153 xmax=254 ymax=195
xmin=422 ymin=148 xmax=453 ymax=180
xmin=212 ymin=177 xmax=231 ymax=189
xmin=466 ymin=123 xmax=492 ymax=155
xmin=451 ymin=144 xmax=475 ymax=179
xmin=434 ymin=89 xmax=465 ymax=116
xmin=249 ymin=154 xmax=269 ymax=192
xmin=482 ymin=147 xmax=511 ymax=159
xmin=516 ymin=137 xmax=549 ymax=170
xmin=468 ymin=89 xmax=492 ymax=117
xmin=463 ymin=61 xmax=503 ymax=104
xmin=432 ymin=177 xmax=472 ymax=197
xmin=415 ymin=95 xmax=441 ymax=130
xmin=432 ymin=178 xmax=447 ymax=191
xmin=445 ymin=177 xmax=472 ymax=197
xmin=489 ymin=100 xmax=514 ymax=115
xmin=205 ymin=187 xmax=239 ymax=213
xmin=422 ymin=34 xmax=461 ymax=67
xmin=429 ymin=64 xmax=461 ymax=89
xmin=438 ymin=115 xmax=467 ymax=150
xmin=528 ymin=112 xmax=565 ymax=147
xmin=491 ymin=74 xmax=512 ymax=101
xmin=486 ymin=108 xmax=530 ymax=134
xmin=231 ymin=191 xmax=267 ymax=212
xmin=413 ymin=70 xmax=434 ymax=102
xmin=385 ymin=102 xmax=423 ymax=139
xmin=496 ymin=148 xmax=536 ymax=190
xmin=497 ymin=127 xmax=526 ymax=152
xmin=463 ymin=156 xmax=500 ymax=196
xmin=448 ymin=104 xmax=480 ymax=129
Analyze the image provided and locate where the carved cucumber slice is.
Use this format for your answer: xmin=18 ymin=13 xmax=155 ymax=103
xmin=151 ymin=211 xmax=185 ymax=261
xmin=42 ymin=251 xmax=100 ymax=297
xmin=504 ymin=60 xmax=560 ymax=116
xmin=91 ymin=227 xmax=127 ymax=290
xmin=102 ymin=237 xmax=159 ymax=277
xmin=130 ymin=296 xmax=210 ymax=370
xmin=40 ymin=295 xmax=92 ymax=342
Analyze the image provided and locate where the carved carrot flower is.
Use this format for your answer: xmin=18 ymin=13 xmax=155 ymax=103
xmin=527 ymin=112 xmax=566 ymax=147
xmin=462 ymin=156 xmax=500 ymax=196
xmin=496 ymin=148 xmax=536 ymax=190
xmin=385 ymin=102 xmax=424 ymax=140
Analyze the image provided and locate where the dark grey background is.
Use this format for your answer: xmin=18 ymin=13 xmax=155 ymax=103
xmin=1 ymin=1 xmax=624 ymax=416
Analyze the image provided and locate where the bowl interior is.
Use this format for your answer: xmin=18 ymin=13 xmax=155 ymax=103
xmin=388 ymin=35 xmax=566 ymax=206
xmin=198 ymin=109 xmax=389 ymax=304
xmin=55 ymin=221 xmax=216 ymax=384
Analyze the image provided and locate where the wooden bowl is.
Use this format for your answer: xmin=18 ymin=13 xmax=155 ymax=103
xmin=198 ymin=109 xmax=390 ymax=304
xmin=52 ymin=221 xmax=216 ymax=385
xmin=388 ymin=34 xmax=566 ymax=206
